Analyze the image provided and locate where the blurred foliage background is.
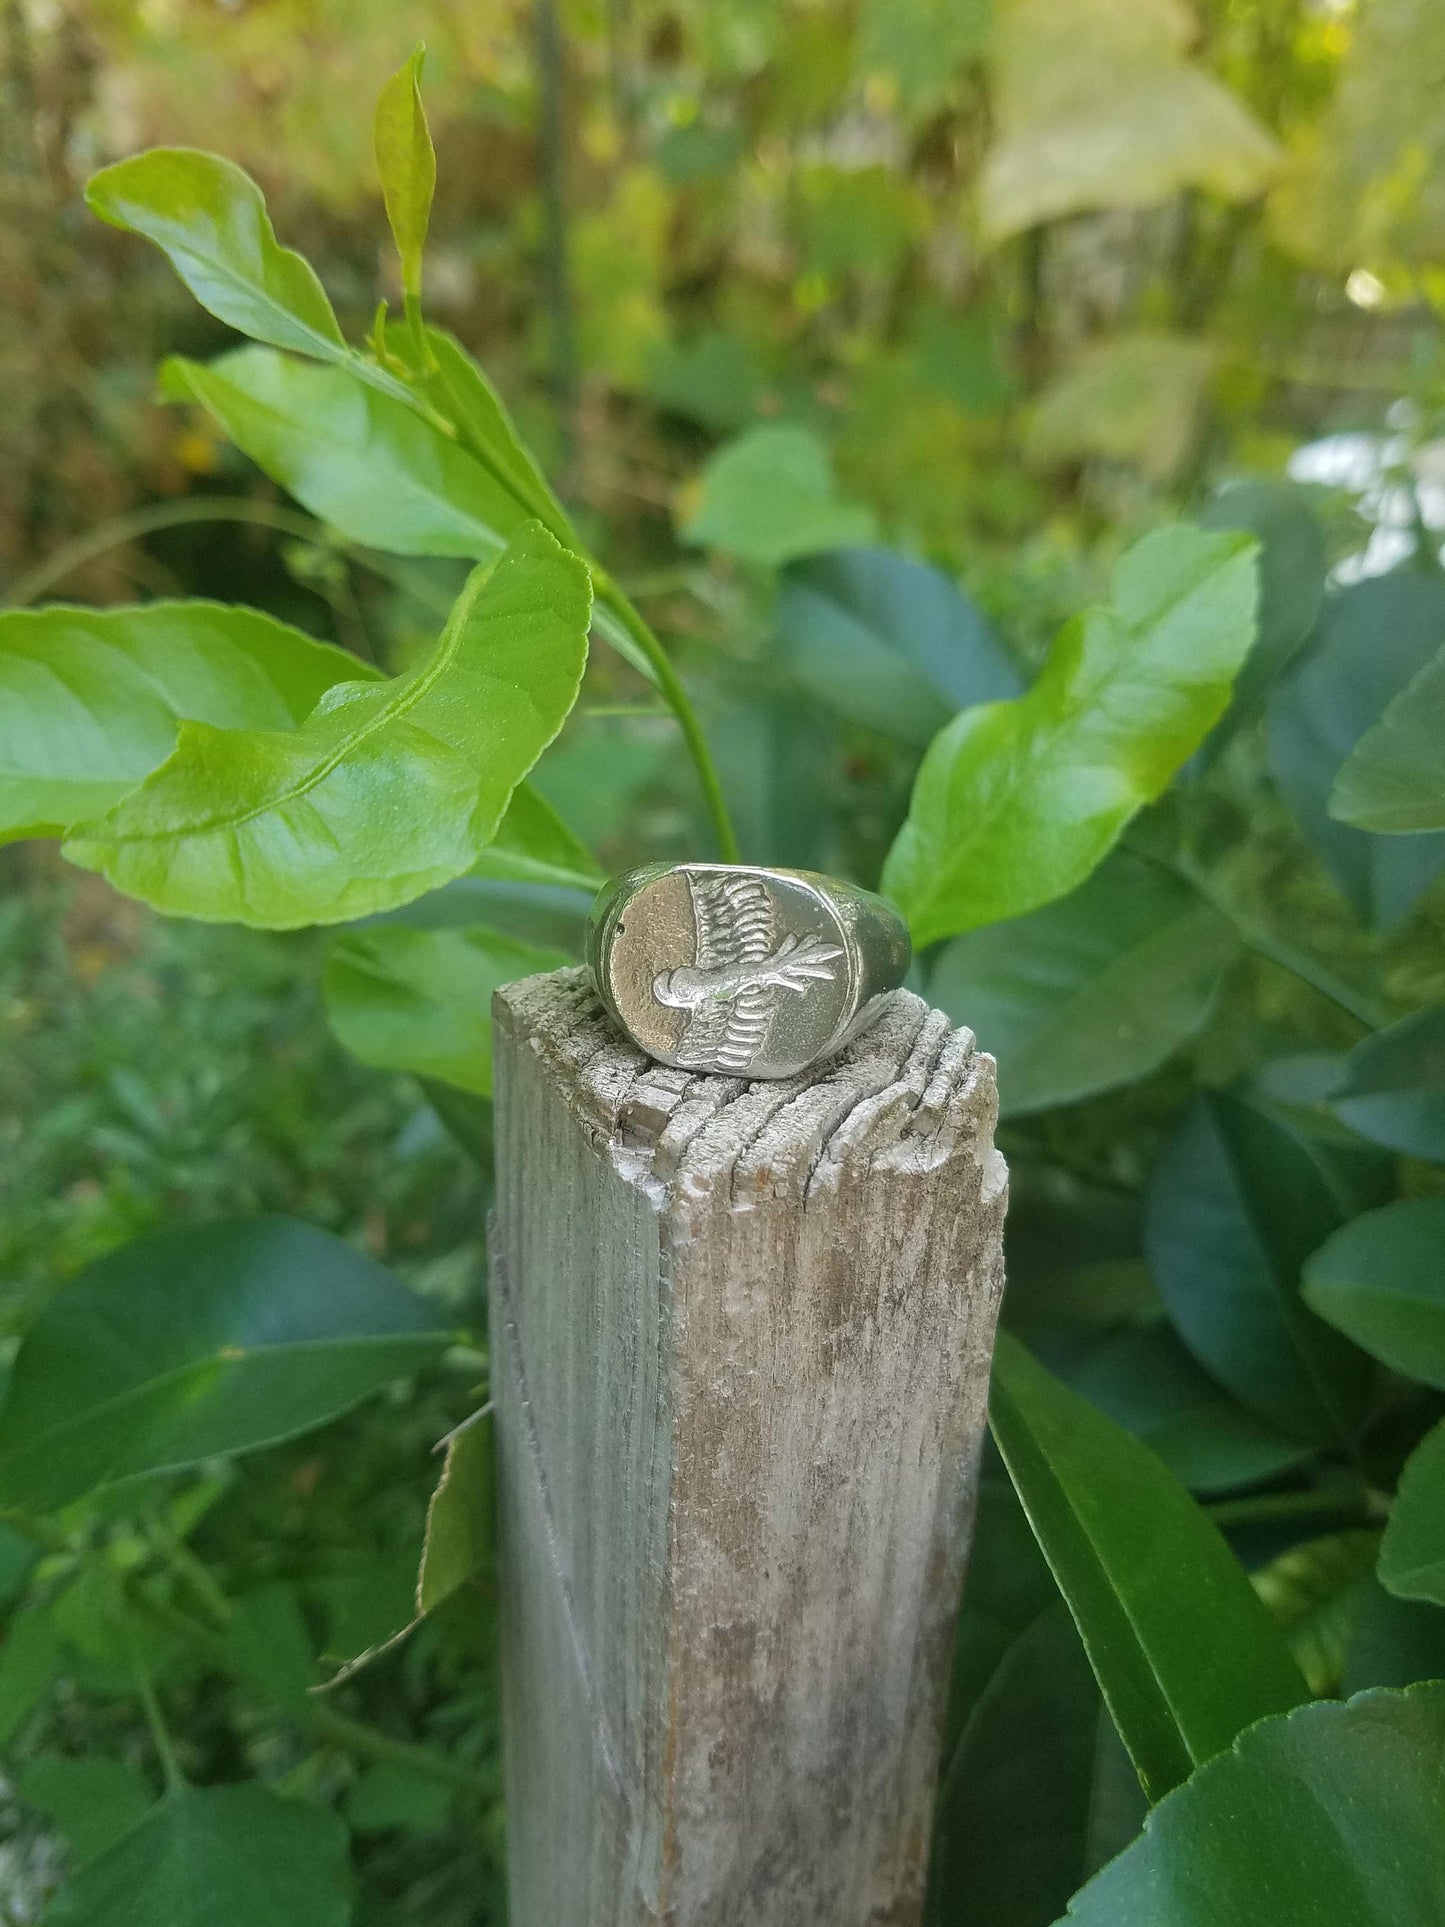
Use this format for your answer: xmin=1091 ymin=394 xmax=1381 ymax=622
xmin=3 ymin=0 xmax=1445 ymax=1921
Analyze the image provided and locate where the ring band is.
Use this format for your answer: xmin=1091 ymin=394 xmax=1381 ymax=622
xmin=586 ymin=862 xmax=912 ymax=1081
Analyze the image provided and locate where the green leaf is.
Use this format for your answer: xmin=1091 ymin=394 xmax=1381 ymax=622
xmin=86 ymin=147 xmax=409 ymax=408
xmin=989 ymin=1331 xmax=1308 ymax=1804
xmin=374 ymin=46 xmax=435 ymax=301
xmin=1331 ymin=641 xmax=1445 ymax=832
xmin=324 ymin=925 xmax=567 ymax=1096
xmin=858 ymin=0 xmax=991 ymax=118
xmin=0 ymin=601 xmax=378 ymax=843
xmin=1198 ymin=479 xmax=1329 ymax=750
xmin=1059 ymin=1684 xmax=1445 ymax=1926
xmin=1024 ymin=333 xmax=1216 ymax=482
xmin=469 ymin=782 xmax=604 ymax=893
xmin=224 ymin=1582 xmax=317 ymax=1709
xmin=1345 ymin=1573 xmax=1445 ymax=1693
xmin=682 ymin=423 xmax=877 ymax=567
xmin=162 ymin=348 xmax=532 ymax=563
xmin=1328 ymin=1005 xmax=1445 ymax=1162
xmin=1267 ymin=571 xmax=1445 ymax=930
xmin=417 ymin=1410 xmax=493 ymax=1614
xmin=1252 ymin=1531 xmax=1381 ymax=1696
xmin=0 ymin=1216 xmax=450 ymax=1513
xmin=931 ymin=852 xmax=1239 ymax=1116
xmin=1068 ymin=1324 xmax=1310 ymax=1495
xmin=927 ymin=1603 xmax=1145 ymax=1927
xmin=1302 ymin=1197 xmax=1445 ymax=1388
xmin=0 ymin=1608 xmax=65 ymax=1747
xmin=883 ymin=525 xmax=1259 ymax=947
xmin=980 ymin=0 xmax=1280 ymax=241
xmin=41 ymin=1782 xmax=352 ymax=1927
xmin=19 ymin=1755 xmax=156 ymax=1864
xmin=1379 ymin=1418 xmax=1445 ymax=1606
xmin=1143 ymin=1093 xmax=1371 ymax=1445
xmin=773 ymin=545 xmax=1020 ymax=747
xmin=346 ymin=1761 xmax=452 ymax=1835
xmin=64 ymin=524 xmax=591 ymax=928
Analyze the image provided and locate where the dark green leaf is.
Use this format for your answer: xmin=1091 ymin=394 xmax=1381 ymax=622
xmin=774 ymin=546 xmax=1020 ymax=747
xmin=1379 ymin=1417 xmax=1445 ymax=1606
xmin=19 ymin=1755 xmax=156 ymax=1864
xmin=1198 ymin=477 xmax=1328 ymax=748
xmin=940 ymin=1476 xmax=1059 ymax=1755
xmin=682 ymin=423 xmax=877 ymax=567
xmin=883 ymin=526 xmax=1258 ymax=946
xmin=932 ymin=852 xmax=1239 ymax=1115
xmin=374 ymin=46 xmax=435 ymax=301
xmin=64 ymin=525 xmax=591 ymax=928
xmin=0 ymin=601 xmax=377 ymax=842
xmin=1330 ymin=640 xmax=1445 ymax=832
xmin=989 ymin=1331 xmax=1308 ymax=1804
xmin=1267 ymin=570 xmax=1445 ymax=929
xmin=1059 ymin=1684 xmax=1445 ymax=1927
xmin=1143 ymin=1093 xmax=1370 ymax=1444
xmin=1252 ymin=1530 xmax=1380 ymax=1694
xmin=346 ymin=1761 xmax=452 ymax=1835
xmin=0 ymin=1216 xmax=450 ymax=1513
xmin=41 ymin=1782 xmax=352 ymax=1927
xmin=224 ymin=1583 xmax=317 ymax=1709
xmin=1329 ymin=1005 xmax=1445 ymax=1161
xmin=1068 ymin=1324 xmax=1309 ymax=1494
xmin=927 ymin=1604 xmax=1145 ymax=1927
xmin=1302 ymin=1197 xmax=1445 ymax=1387
xmin=1345 ymin=1574 xmax=1445 ymax=1692
xmin=324 ymin=925 xmax=567 ymax=1096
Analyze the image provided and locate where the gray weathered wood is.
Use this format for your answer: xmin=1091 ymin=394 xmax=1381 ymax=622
xmin=489 ymin=966 xmax=1007 ymax=1926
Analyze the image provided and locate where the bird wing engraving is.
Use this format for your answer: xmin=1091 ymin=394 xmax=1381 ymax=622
xmin=690 ymin=872 xmax=775 ymax=969
xmin=675 ymin=981 xmax=772 ymax=1072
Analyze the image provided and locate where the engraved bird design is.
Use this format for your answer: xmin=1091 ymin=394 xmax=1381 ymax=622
xmin=652 ymin=873 xmax=844 ymax=1073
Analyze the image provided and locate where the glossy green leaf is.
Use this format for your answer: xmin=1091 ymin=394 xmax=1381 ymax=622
xmin=1068 ymin=1324 xmax=1309 ymax=1494
xmin=1379 ymin=1418 xmax=1445 ymax=1606
xmin=470 ymin=782 xmax=604 ymax=893
xmin=324 ymin=925 xmax=567 ymax=1095
xmin=1267 ymin=571 xmax=1445 ymax=930
xmin=883 ymin=525 xmax=1259 ymax=946
xmin=1252 ymin=1531 xmax=1380 ymax=1695
xmin=1198 ymin=478 xmax=1328 ymax=749
xmin=774 ymin=545 xmax=1020 ymax=747
xmin=1302 ymin=1197 xmax=1445 ymax=1388
xmin=1144 ymin=1093 xmax=1371 ymax=1444
xmin=989 ymin=1331 xmax=1308 ymax=1804
xmin=41 ymin=1782 xmax=351 ymax=1927
xmin=1060 ymin=1684 xmax=1445 ymax=1926
xmin=19 ymin=1755 xmax=156 ymax=1864
xmin=374 ymin=46 xmax=435 ymax=300
xmin=0 ymin=601 xmax=377 ymax=842
xmin=0 ymin=1216 xmax=450 ymax=1513
xmin=1331 ymin=641 xmax=1445 ymax=832
xmin=1329 ymin=1006 xmax=1445 ymax=1161
xmin=64 ymin=524 xmax=591 ymax=927
xmin=682 ymin=423 xmax=877 ymax=567
xmin=927 ymin=1603 xmax=1144 ymax=1927
xmin=87 ymin=146 xmax=409 ymax=407
xmin=932 ymin=852 xmax=1239 ymax=1116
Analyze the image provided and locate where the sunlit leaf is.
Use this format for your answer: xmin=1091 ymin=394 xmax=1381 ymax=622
xmin=374 ymin=45 xmax=435 ymax=301
xmin=0 ymin=601 xmax=377 ymax=843
xmin=883 ymin=525 xmax=1258 ymax=946
xmin=682 ymin=423 xmax=877 ymax=567
xmin=989 ymin=1332 xmax=1308 ymax=1804
xmin=1379 ymin=1418 xmax=1445 ymax=1607
xmin=1331 ymin=641 xmax=1445 ymax=832
xmin=64 ymin=525 xmax=591 ymax=928
xmin=1302 ymin=1197 xmax=1445 ymax=1388
xmin=0 ymin=1216 xmax=450 ymax=1513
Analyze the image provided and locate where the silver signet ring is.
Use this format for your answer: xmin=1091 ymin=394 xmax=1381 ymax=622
xmin=586 ymin=863 xmax=912 ymax=1081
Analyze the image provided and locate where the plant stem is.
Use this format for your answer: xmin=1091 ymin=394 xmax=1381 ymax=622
xmin=306 ymin=1703 xmax=489 ymax=1796
xmin=1207 ymin=1484 xmax=1388 ymax=1529
xmin=126 ymin=1611 xmax=185 ymax=1791
xmin=594 ymin=573 xmax=741 ymax=860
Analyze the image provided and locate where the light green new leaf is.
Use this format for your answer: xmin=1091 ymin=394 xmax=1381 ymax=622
xmin=0 ymin=600 xmax=377 ymax=842
xmin=1302 ymin=1197 xmax=1445 ymax=1388
xmin=86 ymin=146 xmax=410 ymax=407
xmin=931 ymin=851 xmax=1239 ymax=1116
xmin=64 ymin=524 xmax=591 ymax=927
xmin=0 ymin=1216 xmax=450 ymax=1513
xmin=325 ymin=925 xmax=568 ymax=1095
xmin=682 ymin=423 xmax=877 ymax=567
xmin=1060 ymin=1685 xmax=1445 ymax=1926
xmin=1330 ymin=641 xmax=1445 ymax=833
xmin=41 ymin=1783 xmax=351 ymax=1927
xmin=989 ymin=1332 xmax=1308 ymax=1805
xmin=375 ymin=45 xmax=435 ymax=300
xmin=1379 ymin=1418 xmax=1445 ymax=1607
xmin=883 ymin=526 xmax=1258 ymax=946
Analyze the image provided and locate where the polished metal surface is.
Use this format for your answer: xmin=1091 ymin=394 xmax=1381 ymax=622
xmin=586 ymin=862 xmax=912 ymax=1079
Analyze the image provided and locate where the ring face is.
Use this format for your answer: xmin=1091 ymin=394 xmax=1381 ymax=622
xmin=587 ymin=863 xmax=911 ymax=1080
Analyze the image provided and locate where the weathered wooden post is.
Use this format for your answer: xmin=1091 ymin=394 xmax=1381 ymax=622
xmin=489 ymin=966 xmax=1007 ymax=1925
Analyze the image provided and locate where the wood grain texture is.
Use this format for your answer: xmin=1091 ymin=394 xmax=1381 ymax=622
xmin=489 ymin=967 xmax=1007 ymax=1926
